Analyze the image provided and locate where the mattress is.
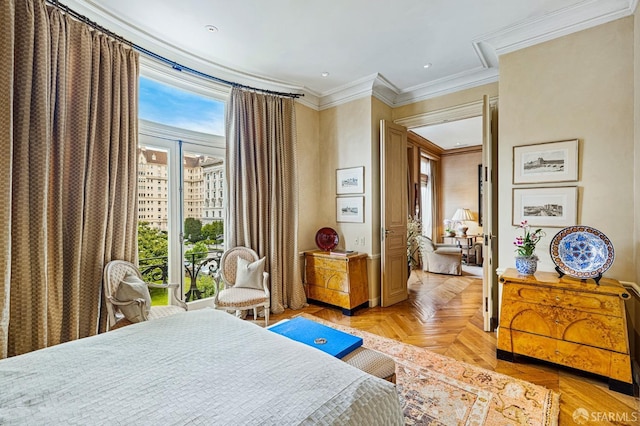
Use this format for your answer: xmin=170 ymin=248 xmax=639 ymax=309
xmin=0 ymin=308 xmax=403 ymax=425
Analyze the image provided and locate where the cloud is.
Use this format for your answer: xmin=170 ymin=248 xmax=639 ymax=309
xmin=139 ymin=77 xmax=225 ymax=136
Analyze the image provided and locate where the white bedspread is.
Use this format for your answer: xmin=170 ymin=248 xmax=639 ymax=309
xmin=0 ymin=309 xmax=403 ymax=425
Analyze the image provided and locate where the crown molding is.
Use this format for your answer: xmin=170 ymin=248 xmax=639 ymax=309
xmin=393 ymin=68 xmax=499 ymax=107
xmin=319 ymin=0 xmax=634 ymax=109
xmin=69 ymin=0 xmax=636 ymax=112
xmin=65 ymin=0 xmax=308 ymax=96
xmin=476 ymin=0 xmax=634 ymax=60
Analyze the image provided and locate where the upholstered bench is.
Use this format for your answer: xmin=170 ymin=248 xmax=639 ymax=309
xmin=342 ymin=346 xmax=396 ymax=383
xmin=268 ymin=318 xmax=396 ymax=383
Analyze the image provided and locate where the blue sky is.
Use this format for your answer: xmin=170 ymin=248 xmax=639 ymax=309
xmin=138 ymin=76 xmax=225 ymax=136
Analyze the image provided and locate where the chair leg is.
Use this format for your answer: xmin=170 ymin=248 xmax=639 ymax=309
xmin=253 ymin=308 xmax=258 ymax=321
xmin=264 ymin=306 xmax=269 ymax=326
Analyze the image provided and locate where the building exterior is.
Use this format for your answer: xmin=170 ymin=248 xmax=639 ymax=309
xmin=137 ymin=147 xmax=224 ymax=231
xmin=202 ymin=158 xmax=224 ymax=224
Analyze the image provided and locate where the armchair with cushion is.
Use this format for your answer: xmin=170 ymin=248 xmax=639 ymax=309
xmin=213 ymin=246 xmax=270 ymax=326
xmin=416 ymin=235 xmax=462 ymax=276
xmin=103 ymin=260 xmax=187 ymax=331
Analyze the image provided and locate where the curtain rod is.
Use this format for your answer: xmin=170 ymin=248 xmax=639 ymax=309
xmin=46 ymin=0 xmax=303 ymax=99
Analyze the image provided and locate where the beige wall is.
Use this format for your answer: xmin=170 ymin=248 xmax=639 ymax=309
xmin=441 ymin=149 xmax=483 ymax=238
xmin=318 ymin=97 xmax=372 ymax=253
xmin=295 ymin=102 xmax=321 ymax=252
xmin=296 ymin=96 xmax=392 ymax=305
xmin=499 ymin=17 xmax=635 ymax=280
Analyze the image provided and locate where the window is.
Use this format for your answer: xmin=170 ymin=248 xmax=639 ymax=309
xmin=137 ymin=76 xmax=226 ymax=305
xmin=420 ymin=155 xmax=434 ymax=239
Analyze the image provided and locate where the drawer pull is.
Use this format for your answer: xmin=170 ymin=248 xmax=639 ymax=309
xmin=555 ymin=350 xmax=560 ymax=355
xmin=555 ymin=296 xmax=560 ymax=302
xmin=555 ymin=320 xmax=559 ymax=324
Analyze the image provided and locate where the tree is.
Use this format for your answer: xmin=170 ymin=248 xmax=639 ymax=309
xmin=202 ymin=221 xmax=224 ymax=242
xmin=184 ymin=218 xmax=203 ymax=243
xmin=184 ymin=241 xmax=209 ymax=263
xmin=137 ymin=222 xmax=168 ymax=260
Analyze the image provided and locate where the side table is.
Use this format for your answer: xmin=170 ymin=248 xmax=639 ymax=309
xmin=442 ymin=234 xmax=481 ymax=265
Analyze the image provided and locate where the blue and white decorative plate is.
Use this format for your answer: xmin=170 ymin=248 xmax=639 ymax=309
xmin=549 ymin=226 xmax=614 ymax=279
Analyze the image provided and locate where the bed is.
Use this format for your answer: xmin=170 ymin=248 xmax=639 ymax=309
xmin=0 ymin=309 xmax=404 ymax=425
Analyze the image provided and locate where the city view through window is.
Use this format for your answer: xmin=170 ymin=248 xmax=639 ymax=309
xmin=137 ymin=77 xmax=226 ymax=304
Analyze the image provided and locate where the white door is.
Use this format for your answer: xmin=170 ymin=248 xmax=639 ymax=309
xmin=380 ymin=120 xmax=408 ymax=307
xmin=482 ymin=95 xmax=499 ymax=331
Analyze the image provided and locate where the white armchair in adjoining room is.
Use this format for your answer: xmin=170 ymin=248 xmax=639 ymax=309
xmin=416 ymin=235 xmax=462 ymax=276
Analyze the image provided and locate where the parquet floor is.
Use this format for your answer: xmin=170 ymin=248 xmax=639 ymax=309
xmin=270 ymin=269 xmax=640 ymax=425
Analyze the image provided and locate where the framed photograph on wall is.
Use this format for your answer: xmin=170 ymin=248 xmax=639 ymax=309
xmin=336 ymin=196 xmax=364 ymax=223
xmin=513 ymin=139 xmax=578 ymax=184
xmin=336 ymin=166 xmax=364 ymax=194
xmin=512 ymin=186 xmax=578 ymax=227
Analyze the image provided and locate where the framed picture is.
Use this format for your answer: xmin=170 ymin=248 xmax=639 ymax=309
xmin=336 ymin=166 xmax=364 ymax=194
xmin=513 ymin=139 xmax=578 ymax=184
xmin=336 ymin=196 xmax=364 ymax=223
xmin=512 ymin=186 xmax=578 ymax=227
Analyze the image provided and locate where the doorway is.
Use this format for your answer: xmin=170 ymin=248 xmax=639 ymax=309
xmin=395 ymin=97 xmax=499 ymax=331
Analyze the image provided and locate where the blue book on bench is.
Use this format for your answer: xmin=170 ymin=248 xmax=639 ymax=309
xmin=269 ymin=317 xmax=363 ymax=358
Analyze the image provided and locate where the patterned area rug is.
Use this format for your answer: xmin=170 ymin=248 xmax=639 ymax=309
xmin=301 ymin=314 xmax=560 ymax=426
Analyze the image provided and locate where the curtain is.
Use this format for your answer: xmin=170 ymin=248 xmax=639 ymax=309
xmin=420 ymin=157 xmax=439 ymax=240
xmin=0 ymin=0 xmax=139 ymax=358
xmin=225 ymin=88 xmax=306 ymax=314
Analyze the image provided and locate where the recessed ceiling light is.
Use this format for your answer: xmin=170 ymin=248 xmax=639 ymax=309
xmin=423 ymin=63 xmax=432 ymax=69
xmin=205 ymin=25 xmax=218 ymax=33
xmin=321 ymin=72 xmax=330 ymax=77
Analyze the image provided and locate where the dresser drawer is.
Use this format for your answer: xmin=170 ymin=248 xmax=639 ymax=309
xmin=305 ymin=255 xmax=348 ymax=272
xmin=556 ymin=308 xmax=628 ymax=353
xmin=510 ymin=331 xmax=632 ymax=382
xmin=502 ymin=284 xmax=622 ymax=317
xmin=500 ymin=300 xmax=628 ymax=353
xmin=307 ymin=285 xmax=350 ymax=309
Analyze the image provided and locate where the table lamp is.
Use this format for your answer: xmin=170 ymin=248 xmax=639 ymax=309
xmin=452 ymin=208 xmax=474 ymax=236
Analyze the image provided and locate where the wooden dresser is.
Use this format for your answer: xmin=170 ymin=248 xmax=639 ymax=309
xmin=497 ymin=268 xmax=633 ymax=395
xmin=303 ymin=250 xmax=369 ymax=315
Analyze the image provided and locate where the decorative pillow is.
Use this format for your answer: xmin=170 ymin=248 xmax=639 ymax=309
xmin=234 ymin=257 xmax=266 ymax=290
xmin=115 ymin=272 xmax=151 ymax=323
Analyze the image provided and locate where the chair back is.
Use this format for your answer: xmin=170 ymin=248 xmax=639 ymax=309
xmin=103 ymin=260 xmax=142 ymax=328
xmin=219 ymin=247 xmax=260 ymax=287
xmin=416 ymin=235 xmax=436 ymax=253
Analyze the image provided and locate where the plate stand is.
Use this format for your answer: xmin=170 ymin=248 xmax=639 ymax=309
xmin=555 ymin=266 xmax=602 ymax=285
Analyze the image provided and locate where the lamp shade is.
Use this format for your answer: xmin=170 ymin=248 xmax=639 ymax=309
xmin=452 ymin=208 xmax=473 ymax=222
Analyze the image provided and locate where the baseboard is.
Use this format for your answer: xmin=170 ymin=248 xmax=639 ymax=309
xmin=369 ymin=297 xmax=380 ymax=307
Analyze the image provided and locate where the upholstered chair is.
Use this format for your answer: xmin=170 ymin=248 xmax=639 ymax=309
xmin=213 ymin=246 xmax=270 ymax=325
xmin=103 ymin=260 xmax=187 ymax=331
xmin=416 ymin=235 xmax=463 ymax=276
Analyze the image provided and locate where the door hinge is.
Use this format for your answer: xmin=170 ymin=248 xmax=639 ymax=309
xmin=485 ymin=297 xmax=489 ymax=312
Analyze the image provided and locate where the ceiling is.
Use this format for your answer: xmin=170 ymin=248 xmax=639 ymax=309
xmin=64 ymin=0 xmax=633 ymax=110
xmin=412 ymin=116 xmax=483 ymax=150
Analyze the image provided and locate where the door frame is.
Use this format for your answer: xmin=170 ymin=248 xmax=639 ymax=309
xmin=394 ymin=97 xmax=499 ymax=330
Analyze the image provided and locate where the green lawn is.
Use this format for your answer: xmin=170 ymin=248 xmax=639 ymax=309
xmin=149 ymin=274 xmax=216 ymax=306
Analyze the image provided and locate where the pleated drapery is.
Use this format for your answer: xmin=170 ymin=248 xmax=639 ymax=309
xmin=225 ymin=88 xmax=306 ymax=314
xmin=0 ymin=0 xmax=139 ymax=358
